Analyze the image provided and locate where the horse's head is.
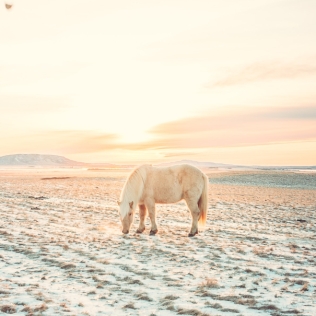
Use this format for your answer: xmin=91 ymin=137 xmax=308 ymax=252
xmin=118 ymin=200 xmax=135 ymax=234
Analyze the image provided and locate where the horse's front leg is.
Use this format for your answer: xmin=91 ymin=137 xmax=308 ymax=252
xmin=145 ymin=199 xmax=158 ymax=235
xmin=136 ymin=204 xmax=147 ymax=234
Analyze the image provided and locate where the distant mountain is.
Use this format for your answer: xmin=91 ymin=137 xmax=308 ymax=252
xmin=155 ymin=159 xmax=239 ymax=168
xmin=0 ymin=154 xmax=86 ymax=166
xmin=254 ymin=165 xmax=316 ymax=170
xmin=1 ymin=155 xmax=315 ymax=170
xmin=156 ymin=160 xmax=316 ymax=170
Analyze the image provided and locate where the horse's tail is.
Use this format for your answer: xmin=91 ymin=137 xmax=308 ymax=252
xmin=198 ymin=173 xmax=208 ymax=225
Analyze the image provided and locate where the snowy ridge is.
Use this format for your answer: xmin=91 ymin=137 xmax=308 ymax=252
xmin=156 ymin=160 xmax=240 ymax=169
xmin=156 ymin=160 xmax=316 ymax=170
xmin=0 ymin=154 xmax=85 ymax=166
xmin=1 ymin=155 xmax=315 ymax=170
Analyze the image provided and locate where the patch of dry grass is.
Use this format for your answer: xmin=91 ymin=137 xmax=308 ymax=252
xmin=164 ymin=294 xmax=179 ymax=300
xmin=256 ymin=304 xmax=280 ymax=311
xmin=199 ymin=278 xmax=219 ymax=289
xmin=0 ymin=304 xmax=16 ymax=314
xmin=60 ymin=262 xmax=76 ymax=269
xmin=236 ymin=297 xmax=257 ymax=306
xmin=122 ymin=302 xmax=136 ymax=309
xmin=33 ymin=303 xmax=48 ymax=312
xmin=300 ymin=282 xmax=309 ymax=292
xmin=97 ymin=258 xmax=109 ymax=264
xmin=177 ymin=307 xmax=209 ymax=316
xmin=135 ymin=292 xmax=152 ymax=301
xmin=21 ymin=306 xmax=33 ymax=315
xmin=252 ymin=246 xmax=273 ymax=256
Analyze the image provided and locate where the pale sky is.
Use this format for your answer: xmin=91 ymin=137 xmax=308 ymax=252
xmin=1 ymin=0 xmax=316 ymax=165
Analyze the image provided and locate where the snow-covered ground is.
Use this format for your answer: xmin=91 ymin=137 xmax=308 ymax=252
xmin=0 ymin=169 xmax=315 ymax=315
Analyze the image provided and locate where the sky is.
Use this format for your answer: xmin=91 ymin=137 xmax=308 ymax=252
xmin=0 ymin=0 xmax=316 ymax=165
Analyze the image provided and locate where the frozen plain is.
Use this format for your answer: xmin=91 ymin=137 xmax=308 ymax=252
xmin=0 ymin=168 xmax=315 ymax=315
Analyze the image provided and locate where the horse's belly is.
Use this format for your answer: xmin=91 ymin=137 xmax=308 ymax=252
xmin=154 ymin=189 xmax=182 ymax=204
xmin=146 ymin=172 xmax=183 ymax=204
xmin=155 ymin=196 xmax=182 ymax=204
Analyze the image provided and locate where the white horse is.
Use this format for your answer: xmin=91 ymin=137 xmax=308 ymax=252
xmin=118 ymin=164 xmax=208 ymax=237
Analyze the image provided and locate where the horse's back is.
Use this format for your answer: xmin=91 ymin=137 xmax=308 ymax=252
xmin=142 ymin=164 xmax=205 ymax=204
xmin=174 ymin=164 xmax=205 ymax=192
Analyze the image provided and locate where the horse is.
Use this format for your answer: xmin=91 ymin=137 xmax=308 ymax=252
xmin=117 ymin=164 xmax=208 ymax=237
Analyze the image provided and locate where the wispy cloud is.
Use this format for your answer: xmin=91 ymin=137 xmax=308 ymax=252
xmin=2 ymin=106 xmax=316 ymax=157
xmin=0 ymin=130 xmax=119 ymax=156
xmin=150 ymin=105 xmax=316 ymax=135
xmin=163 ymin=151 xmax=199 ymax=158
xmin=121 ymin=105 xmax=316 ymax=150
xmin=40 ymin=130 xmax=120 ymax=154
xmin=212 ymin=62 xmax=316 ymax=87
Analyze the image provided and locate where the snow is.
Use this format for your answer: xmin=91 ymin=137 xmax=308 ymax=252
xmin=0 ymin=168 xmax=315 ymax=315
xmin=0 ymin=154 xmax=85 ymax=166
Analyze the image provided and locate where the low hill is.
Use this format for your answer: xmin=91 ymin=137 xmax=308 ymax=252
xmin=155 ymin=159 xmax=239 ymax=169
xmin=1 ymin=155 xmax=314 ymax=170
xmin=0 ymin=154 xmax=86 ymax=166
xmin=156 ymin=160 xmax=316 ymax=171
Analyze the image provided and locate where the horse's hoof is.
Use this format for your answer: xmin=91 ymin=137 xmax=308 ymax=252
xmin=188 ymin=231 xmax=198 ymax=237
xmin=149 ymin=230 xmax=158 ymax=236
xmin=136 ymin=229 xmax=144 ymax=234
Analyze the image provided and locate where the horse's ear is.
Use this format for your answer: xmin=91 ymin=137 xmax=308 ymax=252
xmin=117 ymin=201 xmax=121 ymax=206
xmin=129 ymin=201 xmax=133 ymax=209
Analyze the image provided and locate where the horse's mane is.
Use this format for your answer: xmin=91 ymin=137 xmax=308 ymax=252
xmin=119 ymin=165 xmax=149 ymax=216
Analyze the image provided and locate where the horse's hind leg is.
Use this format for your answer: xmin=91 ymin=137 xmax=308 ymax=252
xmin=145 ymin=199 xmax=158 ymax=235
xmin=136 ymin=204 xmax=147 ymax=234
xmin=186 ymin=199 xmax=200 ymax=237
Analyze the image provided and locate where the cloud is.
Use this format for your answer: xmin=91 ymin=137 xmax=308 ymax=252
xmin=150 ymin=105 xmax=316 ymax=135
xmin=39 ymin=130 xmax=120 ymax=154
xmin=2 ymin=106 xmax=316 ymax=157
xmin=121 ymin=105 xmax=316 ymax=150
xmin=212 ymin=62 xmax=316 ymax=87
xmin=0 ymin=130 xmax=119 ymax=156
xmin=163 ymin=151 xmax=199 ymax=158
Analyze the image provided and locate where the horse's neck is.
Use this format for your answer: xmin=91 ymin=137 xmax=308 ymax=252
xmin=122 ymin=167 xmax=147 ymax=203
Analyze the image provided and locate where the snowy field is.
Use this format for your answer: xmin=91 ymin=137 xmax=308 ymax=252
xmin=0 ymin=168 xmax=315 ymax=315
